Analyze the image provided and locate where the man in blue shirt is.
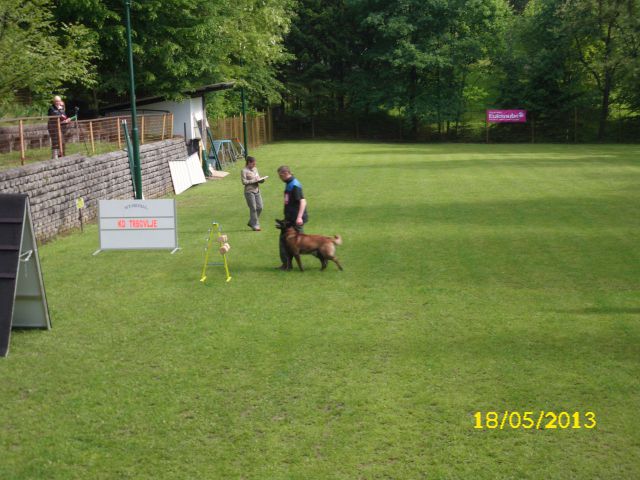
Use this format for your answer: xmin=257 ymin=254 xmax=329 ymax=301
xmin=276 ymin=165 xmax=308 ymax=269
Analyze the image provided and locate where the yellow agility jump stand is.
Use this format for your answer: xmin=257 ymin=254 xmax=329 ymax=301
xmin=200 ymin=222 xmax=232 ymax=283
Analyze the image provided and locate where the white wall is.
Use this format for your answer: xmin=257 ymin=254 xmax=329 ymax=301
xmin=141 ymin=98 xmax=204 ymax=141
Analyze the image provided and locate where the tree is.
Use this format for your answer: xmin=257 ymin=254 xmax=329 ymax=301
xmin=348 ymin=0 xmax=510 ymax=138
xmin=279 ymin=0 xmax=360 ymax=134
xmin=54 ymin=0 xmax=294 ymax=113
xmin=560 ymin=0 xmax=638 ymax=139
xmin=0 ymin=0 xmax=97 ymax=116
xmin=493 ymin=0 xmax=588 ymax=119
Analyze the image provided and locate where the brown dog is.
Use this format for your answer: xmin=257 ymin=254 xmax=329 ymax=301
xmin=276 ymin=219 xmax=343 ymax=271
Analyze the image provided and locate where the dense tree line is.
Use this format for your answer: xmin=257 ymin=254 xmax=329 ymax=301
xmin=280 ymin=0 xmax=640 ymax=140
xmin=2 ymin=0 xmax=638 ymax=141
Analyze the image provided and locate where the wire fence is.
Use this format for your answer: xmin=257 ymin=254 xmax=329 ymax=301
xmin=0 ymin=110 xmax=276 ymax=172
xmin=273 ymin=108 xmax=640 ymax=143
xmin=0 ymin=113 xmax=174 ymax=169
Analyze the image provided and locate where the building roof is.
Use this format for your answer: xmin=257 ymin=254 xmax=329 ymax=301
xmin=102 ymin=82 xmax=236 ymax=112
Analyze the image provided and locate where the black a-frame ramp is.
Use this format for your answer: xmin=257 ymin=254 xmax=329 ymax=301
xmin=0 ymin=194 xmax=51 ymax=357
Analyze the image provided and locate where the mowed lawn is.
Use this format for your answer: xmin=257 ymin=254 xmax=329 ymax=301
xmin=1 ymin=142 xmax=639 ymax=479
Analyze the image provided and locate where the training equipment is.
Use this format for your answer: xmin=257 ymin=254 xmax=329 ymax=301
xmin=0 ymin=194 xmax=51 ymax=357
xmin=200 ymin=221 xmax=231 ymax=283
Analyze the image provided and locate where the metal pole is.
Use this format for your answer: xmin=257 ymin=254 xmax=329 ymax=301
xmin=125 ymin=0 xmax=142 ymax=199
xmin=241 ymin=87 xmax=249 ymax=157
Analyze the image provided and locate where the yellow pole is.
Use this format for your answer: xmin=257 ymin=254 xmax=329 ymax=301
xmin=200 ymin=227 xmax=214 ymax=282
xmin=222 ymin=252 xmax=232 ymax=282
xmin=200 ymin=222 xmax=232 ymax=283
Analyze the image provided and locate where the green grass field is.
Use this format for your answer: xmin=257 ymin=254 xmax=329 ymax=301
xmin=2 ymin=142 xmax=639 ymax=479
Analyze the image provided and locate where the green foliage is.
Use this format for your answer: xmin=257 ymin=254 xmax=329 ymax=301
xmin=280 ymin=0 xmax=511 ymax=138
xmin=558 ymin=0 xmax=640 ymax=137
xmin=279 ymin=0 xmax=639 ymax=139
xmin=0 ymin=0 xmax=97 ymax=116
xmin=493 ymin=0 xmax=589 ymax=113
xmin=55 ymin=0 xmax=294 ymax=111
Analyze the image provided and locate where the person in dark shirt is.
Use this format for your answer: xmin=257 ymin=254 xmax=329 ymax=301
xmin=47 ymin=95 xmax=70 ymax=159
xmin=276 ymin=165 xmax=308 ymax=270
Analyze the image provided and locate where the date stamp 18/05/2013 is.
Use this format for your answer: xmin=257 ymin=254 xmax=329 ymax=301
xmin=473 ymin=411 xmax=596 ymax=430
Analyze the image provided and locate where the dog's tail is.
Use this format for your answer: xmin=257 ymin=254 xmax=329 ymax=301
xmin=333 ymin=235 xmax=342 ymax=245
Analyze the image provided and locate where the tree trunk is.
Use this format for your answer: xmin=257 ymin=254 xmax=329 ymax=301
xmin=409 ymin=67 xmax=419 ymax=140
xmin=597 ymin=70 xmax=612 ymax=141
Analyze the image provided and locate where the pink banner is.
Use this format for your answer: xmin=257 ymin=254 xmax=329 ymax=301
xmin=487 ymin=109 xmax=527 ymax=123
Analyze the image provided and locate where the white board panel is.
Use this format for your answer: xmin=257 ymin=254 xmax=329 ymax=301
xmin=187 ymin=153 xmax=206 ymax=184
xmin=169 ymin=160 xmax=192 ymax=195
xmin=99 ymin=229 xmax=177 ymax=249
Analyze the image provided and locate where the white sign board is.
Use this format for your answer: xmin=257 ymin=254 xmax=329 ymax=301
xmin=95 ymin=200 xmax=179 ymax=254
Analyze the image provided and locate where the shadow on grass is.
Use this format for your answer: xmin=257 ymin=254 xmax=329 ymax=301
xmin=319 ymin=195 xmax=638 ymax=230
xmin=554 ymin=307 xmax=640 ymax=315
xmin=340 ymin=154 xmax=639 ymax=170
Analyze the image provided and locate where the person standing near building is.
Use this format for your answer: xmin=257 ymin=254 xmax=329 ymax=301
xmin=276 ymin=165 xmax=308 ymax=269
xmin=47 ymin=95 xmax=70 ymax=159
xmin=241 ymin=156 xmax=266 ymax=231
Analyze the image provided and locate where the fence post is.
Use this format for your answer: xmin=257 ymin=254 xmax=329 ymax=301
xmin=19 ymin=120 xmax=26 ymax=165
xmin=169 ymin=113 xmax=173 ymax=137
xmin=89 ymin=120 xmax=95 ymax=154
xmin=141 ymin=115 xmax=145 ymax=145
xmin=57 ymin=117 xmax=64 ymax=157
xmin=531 ymin=113 xmax=535 ymax=144
xmin=117 ymin=117 xmax=122 ymax=149
xmin=485 ymin=115 xmax=489 ymax=144
xmin=161 ymin=114 xmax=166 ymax=140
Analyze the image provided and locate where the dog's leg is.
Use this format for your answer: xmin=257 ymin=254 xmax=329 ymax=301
xmin=316 ymin=252 xmax=328 ymax=270
xmin=294 ymin=254 xmax=304 ymax=271
xmin=330 ymin=257 xmax=344 ymax=271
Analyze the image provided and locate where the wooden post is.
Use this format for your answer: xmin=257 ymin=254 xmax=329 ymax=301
xmin=57 ymin=117 xmax=65 ymax=156
xmin=254 ymin=116 xmax=258 ymax=148
xmin=140 ymin=115 xmax=145 ymax=145
xmin=117 ymin=117 xmax=122 ymax=149
xmin=89 ymin=120 xmax=95 ymax=154
xmin=19 ymin=120 xmax=26 ymax=165
xmin=169 ymin=114 xmax=173 ymax=137
xmin=161 ymin=114 xmax=166 ymax=140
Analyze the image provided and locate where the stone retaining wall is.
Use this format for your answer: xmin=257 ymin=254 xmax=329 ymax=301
xmin=0 ymin=139 xmax=187 ymax=242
